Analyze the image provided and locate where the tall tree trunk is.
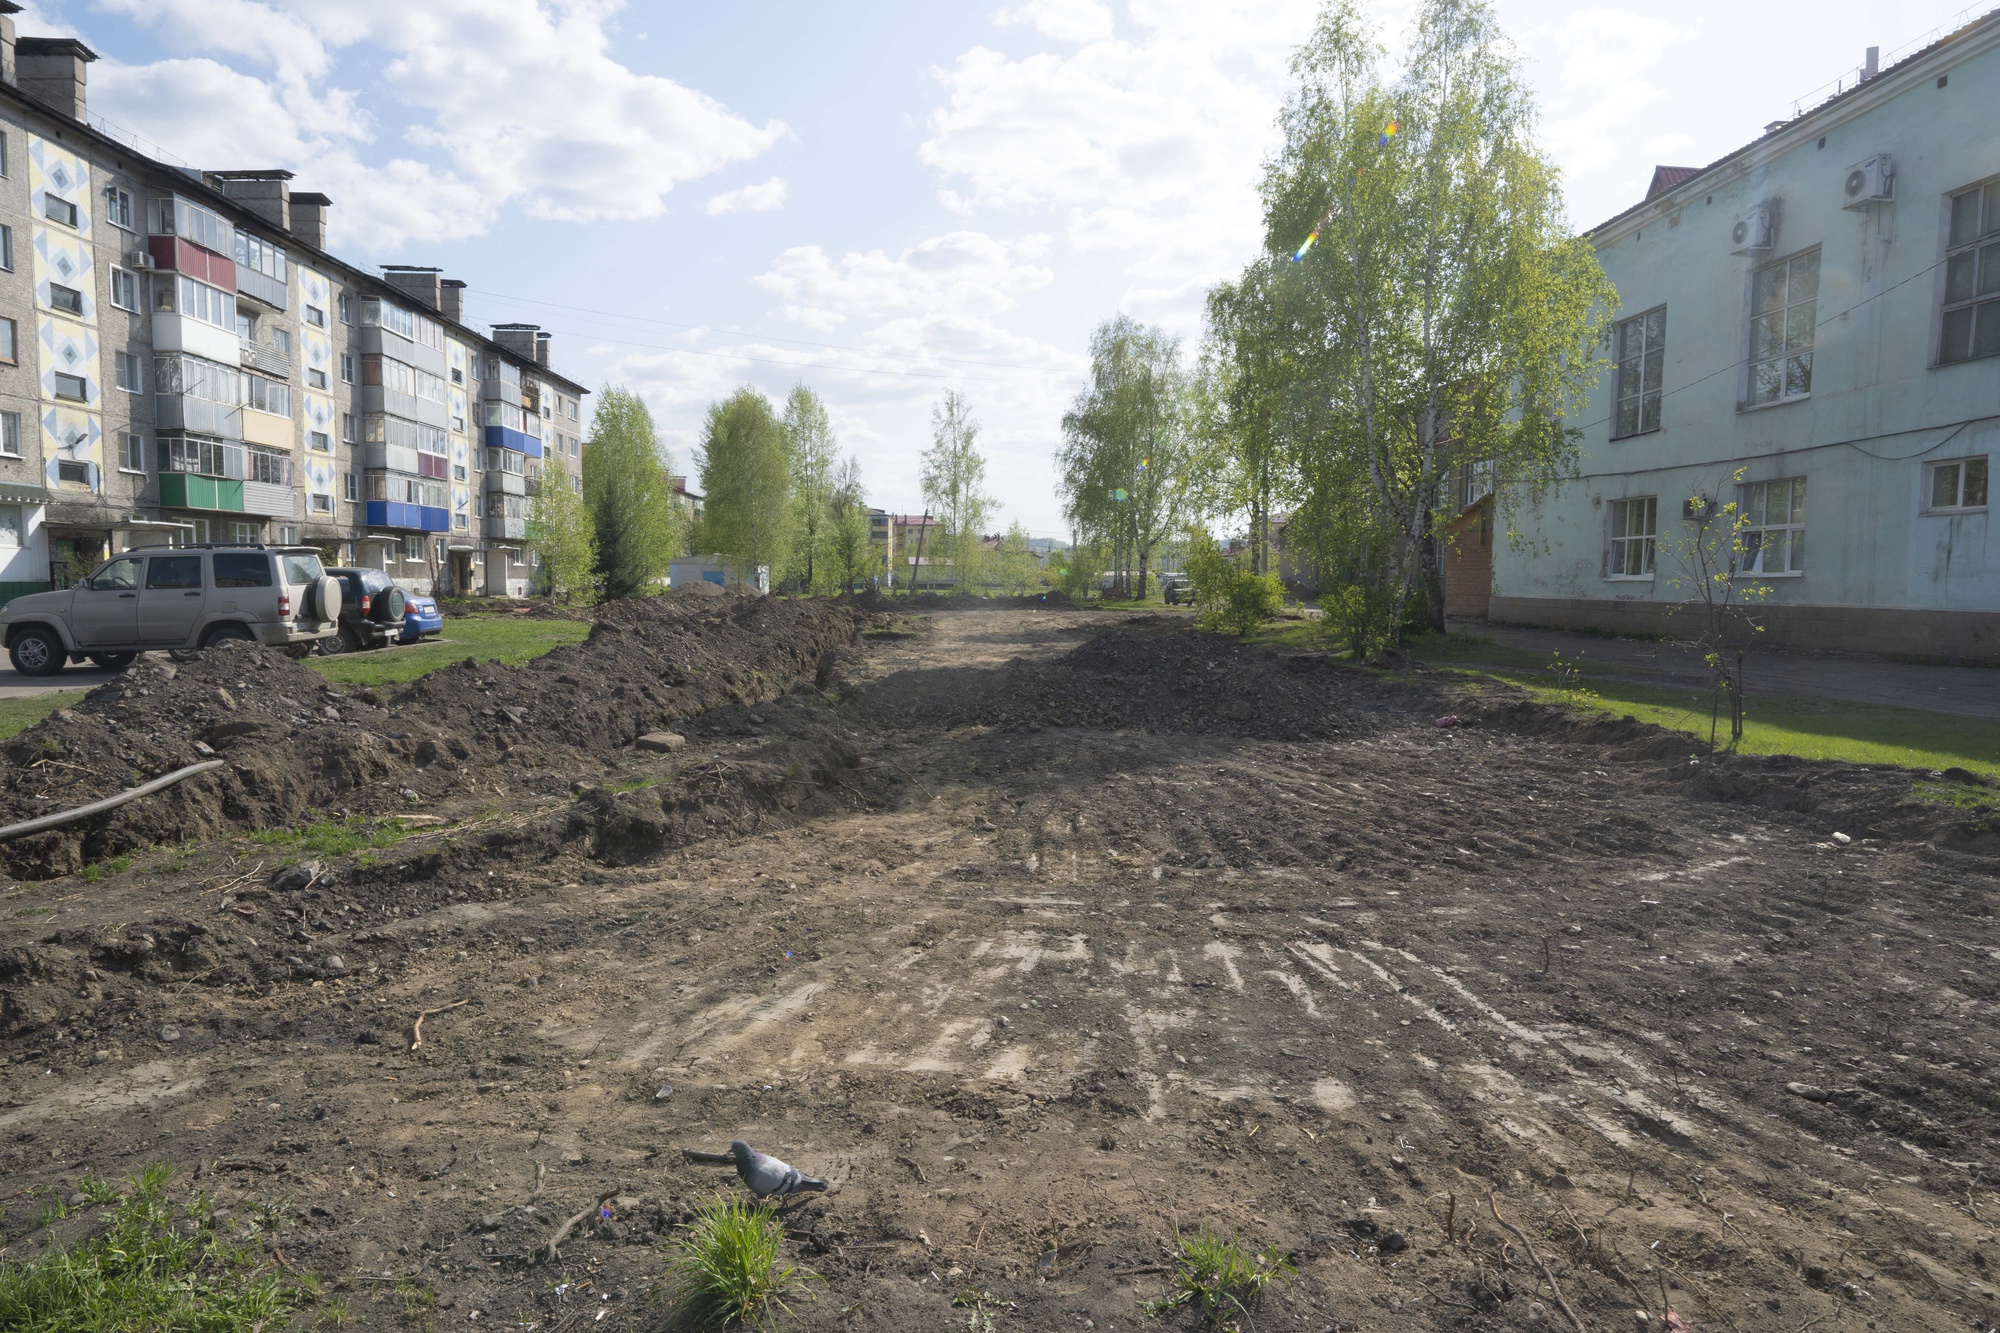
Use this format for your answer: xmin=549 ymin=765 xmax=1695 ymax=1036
xmin=1137 ymin=546 xmax=1149 ymax=602
xmin=1419 ymin=518 xmax=1447 ymax=634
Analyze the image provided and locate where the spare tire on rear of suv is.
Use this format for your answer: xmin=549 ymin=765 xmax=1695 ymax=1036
xmin=306 ymin=574 xmax=343 ymax=623
xmin=379 ymin=586 xmax=407 ymax=622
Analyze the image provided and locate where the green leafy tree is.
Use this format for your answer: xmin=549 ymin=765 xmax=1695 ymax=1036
xmin=1050 ymin=539 xmax=1103 ymax=602
xmin=697 ymin=386 xmax=793 ymax=576
xmin=527 ymin=461 xmax=597 ymax=606
xmin=826 ymin=454 xmax=877 ymax=592
xmin=1059 ymin=315 xmax=1194 ymax=601
xmin=1258 ymin=0 xmax=1614 ymax=640
xmin=1184 ymin=527 xmax=1283 ymax=636
xmin=1197 ymin=261 xmax=1306 ymax=577
xmin=582 ymin=387 xmax=681 ymax=599
xmin=920 ymin=389 xmax=995 ymax=592
xmin=991 ymin=522 xmax=1044 ymax=596
xmin=781 ymin=384 xmax=838 ymax=592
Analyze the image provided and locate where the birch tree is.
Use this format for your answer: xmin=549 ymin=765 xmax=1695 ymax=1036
xmin=920 ymin=389 xmax=995 ymax=592
xmin=781 ymin=384 xmax=838 ymax=592
xmin=696 ymin=387 xmax=792 ymax=576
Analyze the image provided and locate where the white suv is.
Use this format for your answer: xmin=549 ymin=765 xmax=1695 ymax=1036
xmin=2 ymin=544 xmax=343 ymax=676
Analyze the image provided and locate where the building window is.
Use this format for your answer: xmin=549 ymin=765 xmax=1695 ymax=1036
xmin=272 ymin=328 xmax=292 ymax=358
xmin=311 ymin=492 xmax=334 ymax=514
xmin=0 ymin=225 xmax=13 ymax=272
xmin=49 ymin=283 xmax=84 ymax=315
xmin=340 ymin=352 xmax=355 ymax=384
xmin=165 ymin=275 xmax=237 ymax=330
xmin=342 ymin=413 xmax=360 ymax=443
xmin=115 ymin=351 xmax=141 ymax=392
xmin=338 ymin=293 xmax=353 ymax=324
xmin=1607 ymin=497 xmax=1656 ymax=577
xmin=0 ymin=503 xmax=19 ymax=547
xmin=344 ymin=472 xmax=358 ymax=502
xmin=403 ymin=534 xmax=425 ymax=560
xmin=1737 ymin=477 xmax=1807 ymax=575
xmin=0 ymin=317 xmax=13 ymax=364
xmin=1941 ymin=181 xmax=2000 ymax=364
xmin=451 ymin=366 xmax=463 ymax=385
xmin=454 ymin=511 xmax=468 ymax=531
xmin=244 ymin=374 xmax=291 ymax=417
xmin=1748 ymin=249 xmax=1819 ymax=406
xmin=307 ymin=367 xmax=328 ymax=390
xmin=57 ymin=459 xmax=90 ymax=486
xmin=106 ymin=187 xmax=133 ymax=231
xmin=305 ymin=304 xmax=326 ymax=328
xmin=53 ymin=372 xmax=88 ymax=402
xmin=279 ymin=525 xmax=299 ymax=545
xmin=121 ymin=431 xmax=146 ymax=473
xmin=0 ymin=412 xmax=17 ymax=455
xmin=1925 ymin=456 xmax=1989 ymax=512
xmin=453 ymin=461 xmax=467 ymax=481
xmin=0 ymin=133 xmax=8 ymax=178
xmin=43 ymin=194 xmax=77 ymax=228
xmin=109 ymin=265 xmax=138 ymax=311
xmin=309 ymin=430 xmax=332 ymax=453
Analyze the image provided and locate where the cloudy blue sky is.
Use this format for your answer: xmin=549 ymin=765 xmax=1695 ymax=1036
xmin=19 ymin=0 xmax=1983 ymax=537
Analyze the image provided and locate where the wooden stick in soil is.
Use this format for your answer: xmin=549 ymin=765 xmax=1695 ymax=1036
xmin=1486 ymin=1192 xmax=1587 ymax=1333
xmin=544 ymin=1191 xmax=618 ymax=1264
xmin=409 ymin=998 xmax=468 ymax=1051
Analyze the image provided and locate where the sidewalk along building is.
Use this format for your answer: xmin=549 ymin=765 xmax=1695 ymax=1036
xmin=0 ymin=5 xmax=587 ymax=609
xmin=1489 ymin=13 xmax=2000 ymax=661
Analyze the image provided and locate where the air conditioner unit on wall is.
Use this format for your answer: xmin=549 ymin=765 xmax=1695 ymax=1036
xmin=1729 ymin=208 xmax=1774 ymax=254
xmin=126 ymin=250 xmax=154 ymax=269
xmin=1843 ymin=154 xmax=1893 ymax=208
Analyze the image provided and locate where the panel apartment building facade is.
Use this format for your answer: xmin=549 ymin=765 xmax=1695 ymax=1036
xmin=1489 ymin=13 xmax=2000 ymax=661
xmin=0 ymin=8 xmax=589 ymax=607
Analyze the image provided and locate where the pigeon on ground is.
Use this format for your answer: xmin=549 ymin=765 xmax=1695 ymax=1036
xmin=681 ymin=1141 xmax=827 ymax=1199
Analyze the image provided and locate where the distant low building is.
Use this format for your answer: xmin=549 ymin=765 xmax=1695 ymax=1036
xmin=668 ymin=553 xmax=766 ymax=594
xmin=666 ymin=474 xmax=703 ymax=526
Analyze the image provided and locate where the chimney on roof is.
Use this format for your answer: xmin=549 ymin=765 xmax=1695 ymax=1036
xmin=290 ymin=192 xmax=330 ymax=248
xmin=381 ymin=265 xmax=442 ymax=311
xmin=210 ymin=170 xmax=293 ymax=231
xmin=0 ymin=2 xmax=20 ymax=88
xmin=15 ymin=36 xmax=95 ymax=120
xmin=440 ymin=278 xmax=466 ymax=323
xmin=491 ymin=322 xmax=540 ymax=361
xmin=534 ymin=331 xmax=550 ymax=367
xmin=1863 ymin=45 xmax=1879 ymax=81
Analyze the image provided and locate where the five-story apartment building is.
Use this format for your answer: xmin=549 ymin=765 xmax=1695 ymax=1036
xmin=0 ymin=6 xmax=587 ymax=607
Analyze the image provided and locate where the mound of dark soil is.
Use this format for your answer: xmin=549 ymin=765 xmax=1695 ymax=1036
xmin=0 ymin=595 xmax=873 ymax=880
xmin=846 ymin=590 xmax=1075 ymax=612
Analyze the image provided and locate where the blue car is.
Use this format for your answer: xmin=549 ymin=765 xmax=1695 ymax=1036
xmin=398 ymin=593 xmax=443 ymax=643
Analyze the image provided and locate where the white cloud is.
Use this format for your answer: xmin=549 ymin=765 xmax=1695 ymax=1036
xmin=920 ymin=0 xmax=1318 ymax=303
xmin=86 ymin=0 xmax=787 ymax=250
xmin=1529 ymin=10 xmax=1695 ymax=183
xmin=754 ymin=231 xmax=1055 ymax=329
xmin=706 ymin=177 xmax=790 ymax=215
xmin=993 ymin=0 xmax=1114 ymax=43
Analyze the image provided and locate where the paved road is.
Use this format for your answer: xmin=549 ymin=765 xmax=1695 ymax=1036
xmin=0 ymin=660 xmax=127 ymax=699
xmin=1455 ymin=618 xmax=2000 ymax=721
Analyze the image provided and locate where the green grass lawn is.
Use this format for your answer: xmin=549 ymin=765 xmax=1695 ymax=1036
xmin=305 ymin=614 xmax=590 ymax=688
xmin=1440 ymin=664 xmax=2000 ymax=780
xmin=0 ymin=689 xmax=87 ymax=741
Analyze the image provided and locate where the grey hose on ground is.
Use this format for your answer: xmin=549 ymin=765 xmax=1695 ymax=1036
xmin=0 ymin=759 xmax=227 ymax=843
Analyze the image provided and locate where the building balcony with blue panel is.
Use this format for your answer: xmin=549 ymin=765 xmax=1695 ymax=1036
xmin=365 ymin=500 xmax=450 ymax=532
xmin=483 ymin=424 xmax=543 ymax=459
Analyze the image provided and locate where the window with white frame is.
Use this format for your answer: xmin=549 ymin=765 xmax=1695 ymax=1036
xmin=0 ymin=224 xmax=11 ymax=271
xmin=0 ymin=134 xmax=9 ymax=178
xmin=1737 ymin=477 xmax=1807 ymax=575
xmin=244 ymin=374 xmax=291 ymax=417
xmin=109 ymin=265 xmax=137 ymax=311
xmin=338 ymin=294 xmax=353 ymax=323
xmin=1941 ymin=181 xmax=2000 ymax=364
xmin=1607 ymin=497 xmax=1656 ymax=577
xmin=342 ymin=413 xmax=360 ymax=443
xmin=0 ymin=318 xmax=13 ymax=365
xmin=1925 ymin=456 xmax=1989 ymax=512
xmin=310 ymin=491 xmax=334 ymax=514
xmin=0 ymin=411 xmax=17 ymax=455
xmin=402 ymin=534 xmax=425 ymax=560
xmin=163 ymin=275 xmax=236 ymax=330
xmin=279 ymin=526 xmax=299 ymax=545
xmin=115 ymin=351 xmax=141 ymax=392
xmin=344 ymin=472 xmax=358 ymax=502
xmin=454 ymin=511 xmax=468 ymax=531
xmin=1748 ymin=250 xmax=1819 ymax=406
xmin=121 ymin=431 xmax=145 ymax=473
xmin=340 ymin=352 xmax=355 ymax=384
xmin=106 ymin=187 xmax=133 ymax=231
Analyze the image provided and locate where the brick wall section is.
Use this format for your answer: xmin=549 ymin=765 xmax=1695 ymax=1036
xmin=1489 ymin=596 xmax=2000 ymax=664
xmin=1442 ymin=500 xmax=1492 ymax=619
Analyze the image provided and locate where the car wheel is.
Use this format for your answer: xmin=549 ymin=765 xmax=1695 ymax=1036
xmin=382 ymin=588 xmax=408 ymax=621
xmin=200 ymin=622 xmax=255 ymax=649
xmin=9 ymin=626 xmax=66 ymax=677
xmin=86 ymin=652 xmax=137 ymax=670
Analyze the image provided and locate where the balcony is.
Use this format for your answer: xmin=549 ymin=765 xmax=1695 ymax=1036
xmin=159 ymin=473 xmax=245 ymax=513
xmin=483 ymin=424 xmax=543 ymax=458
xmin=239 ymin=338 xmax=292 ymax=379
xmin=365 ymin=500 xmax=450 ymax=532
xmin=486 ymin=515 xmax=527 ymax=541
xmin=484 ymin=468 xmax=525 ymax=496
xmin=234 ymin=263 xmax=287 ymax=311
xmin=154 ymin=394 xmax=242 ymax=439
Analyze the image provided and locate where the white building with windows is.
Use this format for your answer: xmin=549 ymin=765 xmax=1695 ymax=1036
xmin=1489 ymin=12 xmax=2000 ymax=661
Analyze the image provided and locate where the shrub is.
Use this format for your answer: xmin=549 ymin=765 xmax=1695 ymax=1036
xmin=1143 ymin=1228 xmax=1294 ymax=1329
xmin=1185 ymin=529 xmax=1283 ymax=636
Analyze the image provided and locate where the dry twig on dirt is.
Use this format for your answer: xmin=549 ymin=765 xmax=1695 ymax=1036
xmin=409 ymin=998 xmax=469 ymax=1051
xmin=1487 ymin=1192 xmax=1587 ymax=1333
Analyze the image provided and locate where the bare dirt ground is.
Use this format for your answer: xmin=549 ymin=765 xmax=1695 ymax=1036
xmin=2 ymin=604 xmax=1998 ymax=1332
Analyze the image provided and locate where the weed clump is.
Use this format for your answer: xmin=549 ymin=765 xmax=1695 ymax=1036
xmin=664 ymin=1196 xmax=811 ymax=1328
xmin=1143 ymin=1228 xmax=1294 ymax=1329
xmin=0 ymin=1164 xmax=315 ymax=1332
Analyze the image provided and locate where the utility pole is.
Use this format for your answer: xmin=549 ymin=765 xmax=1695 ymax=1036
xmin=909 ymin=512 xmax=931 ymax=595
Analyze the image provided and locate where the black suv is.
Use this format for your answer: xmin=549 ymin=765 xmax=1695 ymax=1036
xmin=316 ymin=568 xmax=409 ymax=654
